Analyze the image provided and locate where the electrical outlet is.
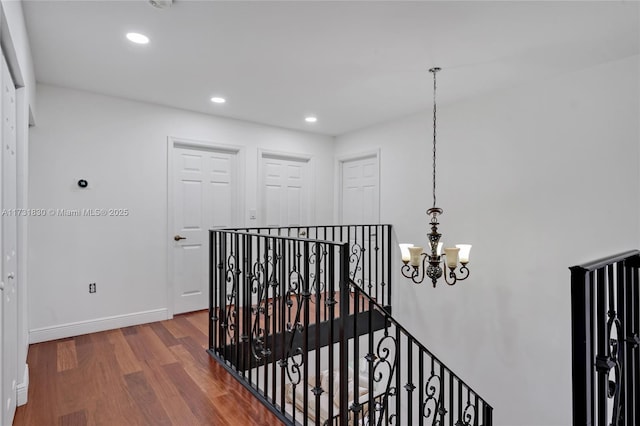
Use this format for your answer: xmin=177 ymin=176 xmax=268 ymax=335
xmin=89 ymin=283 xmax=96 ymax=293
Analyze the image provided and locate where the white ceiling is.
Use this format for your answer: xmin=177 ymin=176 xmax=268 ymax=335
xmin=22 ymin=0 xmax=639 ymax=136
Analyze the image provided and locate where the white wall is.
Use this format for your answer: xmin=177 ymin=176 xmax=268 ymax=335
xmin=28 ymin=84 xmax=335 ymax=341
xmin=335 ymin=55 xmax=640 ymax=425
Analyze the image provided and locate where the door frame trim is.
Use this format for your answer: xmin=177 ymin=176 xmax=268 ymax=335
xmin=257 ymin=149 xmax=314 ymax=226
xmin=334 ymin=149 xmax=381 ymax=224
xmin=167 ymin=136 xmax=245 ymax=317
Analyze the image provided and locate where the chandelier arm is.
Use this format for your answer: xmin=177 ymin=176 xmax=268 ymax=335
xmin=400 ymin=262 xmax=425 ymax=284
xmin=442 ymin=264 xmax=471 ymax=286
xmin=457 ymin=264 xmax=470 ymax=281
xmin=400 ymin=262 xmax=419 ymax=281
xmin=442 ymin=265 xmax=457 ymax=286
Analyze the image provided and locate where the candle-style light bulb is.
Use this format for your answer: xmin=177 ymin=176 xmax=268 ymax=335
xmin=444 ymin=247 xmax=460 ymax=269
xmin=456 ymin=244 xmax=472 ymax=264
xmin=399 ymin=243 xmax=413 ymax=263
xmin=408 ymin=246 xmax=423 ymax=267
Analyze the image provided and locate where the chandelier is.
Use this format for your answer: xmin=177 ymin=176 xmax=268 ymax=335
xmin=399 ymin=67 xmax=471 ymax=287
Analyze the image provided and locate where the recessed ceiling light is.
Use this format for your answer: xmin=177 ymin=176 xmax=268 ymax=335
xmin=126 ymin=32 xmax=150 ymax=45
xmin=148 ymin=0 xmax=173 ymax=9
xmin=210 ymin=97 xmax=226 ymax=104
xmin=305 ymin=116 xmax=317 ymax=123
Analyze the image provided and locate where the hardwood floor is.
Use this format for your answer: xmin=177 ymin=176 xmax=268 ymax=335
xmin=13 ymin=310 xmax=283 ymax=426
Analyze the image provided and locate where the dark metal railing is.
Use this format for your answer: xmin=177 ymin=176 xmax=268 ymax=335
xmin=224 ymin=224 xmax=393 ymax=308
xmin=570 ymin=250 xmax=640 ymax=426
xmin=337 ymin=283 xmax=493 ymax=426
xmin=208 ymin=224 xmax=492 ymax=425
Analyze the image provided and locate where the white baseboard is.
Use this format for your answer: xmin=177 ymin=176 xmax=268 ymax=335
xmin=29 ymin=308 xmax=170 ymax=343
xmin=17 ymin=364 xmax=28 ymax=406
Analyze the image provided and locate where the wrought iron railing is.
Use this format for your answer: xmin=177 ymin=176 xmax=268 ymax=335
xmin=208 ymin=224 xmax=492 ymax=425
xmin=341 ymin=283 xmax=493 ymax=425
xmin=570 ymin=250 xmax=640 ymax=426
xmin=223 ymin=224 xmax=393 ymax=307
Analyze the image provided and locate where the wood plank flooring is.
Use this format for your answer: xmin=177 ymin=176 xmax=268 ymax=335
xmin=13 ymin=310 xmax=283 ymax=426
xmin=215 ymin=290 xmax=374 ymax=345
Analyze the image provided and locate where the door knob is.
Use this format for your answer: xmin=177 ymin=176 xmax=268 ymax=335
xmin=174 ymin=235 xmax=187 ymax=241
xmin=7 ymin=272 xmax=14 ymax=279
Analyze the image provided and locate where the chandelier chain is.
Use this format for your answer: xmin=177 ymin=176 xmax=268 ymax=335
xmin=431 ymin=68 xmax=438 ymax=209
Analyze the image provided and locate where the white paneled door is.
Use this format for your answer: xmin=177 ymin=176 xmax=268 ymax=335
xmin=261 ymin=154 xmax=310 ymax=226
xmin=340 ymin=154 xmax=380 ymax=224
xmin=1 ymin=53 xmax=17 ymax=426
xmin=171 ymin=143 xmax=240 ymax=314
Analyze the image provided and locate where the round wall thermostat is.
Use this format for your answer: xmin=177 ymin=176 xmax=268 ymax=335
xmin=77 ymin=179 xmax=88 ymax=188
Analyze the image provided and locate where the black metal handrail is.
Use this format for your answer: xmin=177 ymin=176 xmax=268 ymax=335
xmin=570 ymin=250 xmax=640 ymax=426
xmin=208 ymin=224 xmax=492 ymax=425
xmin=343 ymin=280 xmax=494 ymax=425
xmin=224 ymin=224 xmax=393 ymax=307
